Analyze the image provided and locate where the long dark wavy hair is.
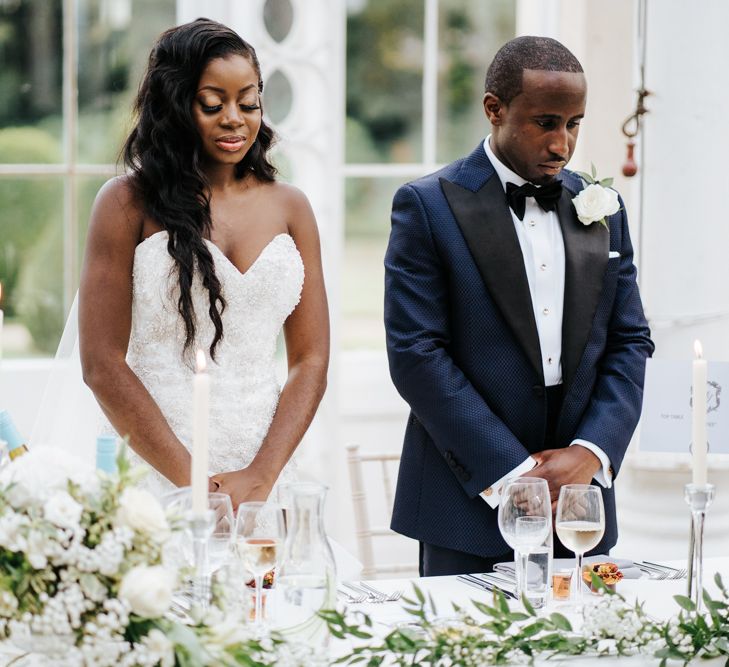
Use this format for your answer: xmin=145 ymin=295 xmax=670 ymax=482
xmin=123 ymin=18 xmax=277 ymax=360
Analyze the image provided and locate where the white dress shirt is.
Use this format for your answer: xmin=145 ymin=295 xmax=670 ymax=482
xmin=478 ymin=137 xmax=612 ymax=508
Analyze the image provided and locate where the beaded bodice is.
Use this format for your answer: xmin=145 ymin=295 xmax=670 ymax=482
xmin=125 ymin=231 xmax=304 ymax=497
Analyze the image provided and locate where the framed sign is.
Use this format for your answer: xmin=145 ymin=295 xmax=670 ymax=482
xmin=639 ymin=358 xmax=727 ymax=454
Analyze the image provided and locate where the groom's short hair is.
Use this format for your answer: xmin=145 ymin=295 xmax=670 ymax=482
xmin=485 ymin=36 xmax=583 ymax=104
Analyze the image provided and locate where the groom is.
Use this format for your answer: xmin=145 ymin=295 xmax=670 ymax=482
xmin=384 ymin=36 xmax=654 ymax=576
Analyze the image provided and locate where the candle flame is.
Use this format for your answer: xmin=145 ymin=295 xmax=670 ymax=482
xmin=195 ymin=349 xmax=207 ymax=372
xmin=694 ymin=340 xmax=703 ymax=360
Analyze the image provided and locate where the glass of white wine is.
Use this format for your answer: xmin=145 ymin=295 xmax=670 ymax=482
xmin=235 ymin=502 xmax=286 ymax=626
xmin=555 ymin=484 xmax=605 ymax=605
xmin=497 ymin=477 xmax=551 ymax=603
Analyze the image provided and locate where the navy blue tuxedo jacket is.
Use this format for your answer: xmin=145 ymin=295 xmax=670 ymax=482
xmin=384 ymin=143 xmax=654 ymax=557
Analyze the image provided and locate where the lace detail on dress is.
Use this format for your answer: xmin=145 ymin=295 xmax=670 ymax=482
xmin=123 ymin=232 xmax=304 ymax=499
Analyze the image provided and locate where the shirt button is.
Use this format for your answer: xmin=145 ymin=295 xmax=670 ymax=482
xmin=542 ymin=307 xmax=550 ymax=316
xmin=540 ymin=263 xmax=547 ymax=271
xmin=547 ymin=356 xmax=553 ymax=365
xmin=528 ymin=220 xmax=536 ymax=227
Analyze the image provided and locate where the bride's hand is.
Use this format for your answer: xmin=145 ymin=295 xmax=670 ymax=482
xmin=211 ymin=468 xmax=274 ymax=510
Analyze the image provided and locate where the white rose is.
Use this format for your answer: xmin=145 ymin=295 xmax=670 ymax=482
xmin=0 ymin=512 xmax=29 ymax=552
xmin=0 ymin=447 xmax=97 ymax=507
xmin=116 ymin=488 xmax=169 ymax=542
xmin=118 ymin=565 xmax=175 ymax=618
xmin=142 ymin=628 xmax=175 ymax=667
xmin=572 ymin=183 xmax=619 ymax=225
xmin=43 ymin=491 xmax=83 ymax=530
xmin=26 ymin=530 xmax=48 ymax=570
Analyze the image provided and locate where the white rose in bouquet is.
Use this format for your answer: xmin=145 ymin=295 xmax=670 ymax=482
xmin=26 ymin=530 xmax=48 ymax=570
xmin=0 ymin=512 xmax=29 ymax=552
xmin=0 ymin=446 xmax=97 ymax=507
xmin=43 ymin=491 xmax=83 ymax=530
xmin=142 ymin=628 xmax=175 ymax=667
xmin=572 ymin=183 xmax=619 ymax=226
xmin=119 ymin=565 xmax=175 ymax=618
xmin=116 ymin=488 xmax=169 ymax=542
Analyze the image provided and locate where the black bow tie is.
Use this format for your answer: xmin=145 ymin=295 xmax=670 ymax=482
xmin=505 ymin=181 xmax=563 ymax=221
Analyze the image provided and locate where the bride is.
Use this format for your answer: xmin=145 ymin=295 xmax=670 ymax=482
xmin=76 ymin=18 xmax=329 ymax=507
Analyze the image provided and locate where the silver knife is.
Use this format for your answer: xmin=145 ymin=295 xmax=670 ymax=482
xmin=457 ymin=574 xmax=516 ymax=599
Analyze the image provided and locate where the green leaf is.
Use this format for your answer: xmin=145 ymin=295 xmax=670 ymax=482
xmin=549 ymin=612 xmax=573 ymax=631
xmin=574 ymin=170 xmax=595 ymax=184
xmin=506 ymin=612 xmax=530 ymax=622
xmin=674 ymin=595 xmax=697 ymax=612
xmin=521 ymin=593 xmax=536 ymax=616
xmin=599 ymin=177 xmax=614 ymax=187
xmin=413 ymin=584 xmax=425 ymax=604
xmin=497 ymin=589 xmax=510 ymax=614
xmin=428 ymin=592 xmax=437 ymax=616
xmin=472 ymin=600 xmax=503 ymax=618
xmin=520 ymin=621 xmax=545 ymax=637
xmin=591 ymin=162 xmax=597 ymax=179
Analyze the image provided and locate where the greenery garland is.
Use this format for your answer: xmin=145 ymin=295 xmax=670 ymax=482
xmin=321 ymin=573 xmax=729 ymax=667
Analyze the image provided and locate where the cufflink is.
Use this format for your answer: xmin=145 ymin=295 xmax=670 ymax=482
xmin=483 ymin=487 xmax=493 ymax=497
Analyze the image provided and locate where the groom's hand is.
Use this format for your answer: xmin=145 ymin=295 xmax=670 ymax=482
xmin=211 ymin=468 xmax=274 ymax=511
xmin=523 ymin=446 xmax=601 ymax=510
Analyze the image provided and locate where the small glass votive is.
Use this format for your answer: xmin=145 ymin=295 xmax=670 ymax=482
xmin=552 ymin=570 xmax=573 ymax=600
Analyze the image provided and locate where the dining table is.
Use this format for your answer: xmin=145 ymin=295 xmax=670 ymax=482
xmin=331 ymin=556 xmax=729 ymax=666
xmin=1 ymin=557 xmax=726 ymax=666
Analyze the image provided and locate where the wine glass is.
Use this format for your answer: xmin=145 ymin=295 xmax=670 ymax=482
xmin=555 ymin=484 xmax=605 ymax=605
xmin=497 ymin=477 xmax=551 ymax=602
xmin=235 ymin=502 xmax=286 ymax=626
xmin=160 ymin=487 xmax=235 ymax=575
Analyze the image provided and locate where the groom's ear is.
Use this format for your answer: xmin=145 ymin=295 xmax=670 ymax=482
xmin=483 ymin=92 xmax=504 ymax=125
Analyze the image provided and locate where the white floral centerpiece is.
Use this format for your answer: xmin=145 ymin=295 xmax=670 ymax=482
xmin=0 ymin=444 xmax=325 ymax=667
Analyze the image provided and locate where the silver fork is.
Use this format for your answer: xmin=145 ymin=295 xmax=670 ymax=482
xmin=641 ymin=561 xmax=687 ymax=580
xmin=640 ymin=562 xmax=687 ymax=580
xmin=343 ymin=581 xmax=383 ymax=602
xmin=638 ymin=566 xmax=669 ymax=580
xmin=358 ymin=581 xmax=404 ymax=602
xmin=337 ymin=588 xmax=367 ymax=603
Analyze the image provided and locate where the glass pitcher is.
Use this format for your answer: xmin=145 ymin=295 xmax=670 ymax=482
xmin=275 ymin=482 xmax=336 ymax=643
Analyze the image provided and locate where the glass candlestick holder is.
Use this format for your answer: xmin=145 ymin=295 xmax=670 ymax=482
xmin=187 ymin=509 xmax=215 ymax=610
xmin=684 ymin=483 xmax=715 ymax=613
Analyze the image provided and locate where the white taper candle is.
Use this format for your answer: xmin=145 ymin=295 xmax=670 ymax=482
xmin=691 ymin=340 xmax=708 ymax=486
xmin=192 ymin=349 xmax=210 ymax=515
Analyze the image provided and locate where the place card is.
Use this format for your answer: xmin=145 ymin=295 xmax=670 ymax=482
xmin=639 ymin=358 xmax=728 ymax=454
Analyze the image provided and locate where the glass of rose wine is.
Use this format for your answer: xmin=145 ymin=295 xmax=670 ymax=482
xmin=555 ymin=484 xmax=605 ymax=605
xmin=235 ymin=502 xmax=286 ymax=626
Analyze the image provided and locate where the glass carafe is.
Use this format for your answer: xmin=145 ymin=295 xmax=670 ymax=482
xmin=275 ymin=482 xmax=336 ymax=643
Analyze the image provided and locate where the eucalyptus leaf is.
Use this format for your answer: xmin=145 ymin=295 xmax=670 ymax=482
xmin=674 ymin=595 xmax=697 ymax=612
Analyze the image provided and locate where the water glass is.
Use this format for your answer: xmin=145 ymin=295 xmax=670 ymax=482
xmin=160 ymin=487 xmax=235 ymax=575
xmin=497 ymin=477 xmax=551 ymax=603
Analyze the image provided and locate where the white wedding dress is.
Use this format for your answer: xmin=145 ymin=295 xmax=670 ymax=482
xmin=30 ymin=231 xmax=303 ymax=499
xmin=124 ymin=231 xmax=304 ymax=497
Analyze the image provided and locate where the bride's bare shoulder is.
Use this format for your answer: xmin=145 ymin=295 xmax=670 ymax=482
xmin=89 ymin=175 xmax=145 ymax=241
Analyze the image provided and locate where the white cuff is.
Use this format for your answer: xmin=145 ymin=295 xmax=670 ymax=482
xmin=570 ymin=440 xmax=613 ymax=488
xmin=479 ymin=456 xmax=537 ymax=508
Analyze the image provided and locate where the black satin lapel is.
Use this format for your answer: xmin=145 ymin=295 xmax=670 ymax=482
xmin=441 ymin=175 xmax=543 ymax=382
xmin=558 ymin=189 xmax=609 ymax=390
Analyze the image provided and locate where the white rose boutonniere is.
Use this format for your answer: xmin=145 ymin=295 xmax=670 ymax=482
xmin=572 ymin=164 xmax=620 ymax=228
